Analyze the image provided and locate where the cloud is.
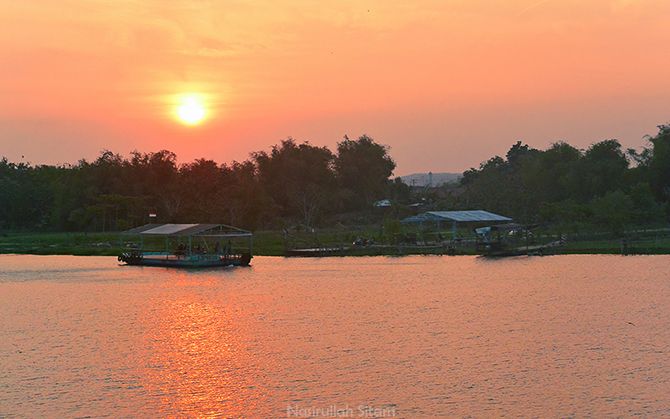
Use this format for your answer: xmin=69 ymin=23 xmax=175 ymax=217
xmin=517 ymin=0 xmax=553 ymax=16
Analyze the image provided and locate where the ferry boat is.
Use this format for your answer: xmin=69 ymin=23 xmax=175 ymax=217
xmin=118 ymin=223 xmax=252 ymax=268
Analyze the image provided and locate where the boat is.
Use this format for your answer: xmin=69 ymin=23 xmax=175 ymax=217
xmin=475 ymin=224 xmax=565 ymax=257
xmin=285 ymin=246 xmax=348 ymax=257
xmin=118 ymin=223 xmax=253 ymax=268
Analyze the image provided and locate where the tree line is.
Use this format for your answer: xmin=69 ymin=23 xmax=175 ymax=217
xmin=0 ymin=135 xmax=400 ymax=231
xmin=2 ymin=125 xmax=669 ymax=233
xmin=442 ymin=124 xmax=670 ymax=233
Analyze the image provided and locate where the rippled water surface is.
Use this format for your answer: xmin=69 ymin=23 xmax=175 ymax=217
xmin=1 ymin=254 xmax=670 ymax=417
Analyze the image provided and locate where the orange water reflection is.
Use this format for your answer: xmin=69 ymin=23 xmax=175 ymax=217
xmin=3 ymin=255 xmax=670 ymax=417
xmin=141 ymin=293 xmax=263 ymax=417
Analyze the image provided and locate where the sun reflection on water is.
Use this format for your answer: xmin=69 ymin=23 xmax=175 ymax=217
xmin=141 ymin=297 xmax=258 ymax=417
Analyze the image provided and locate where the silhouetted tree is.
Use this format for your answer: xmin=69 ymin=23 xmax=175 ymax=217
xmin=253 ymin=139 xmax=337 ymax=227
xmin=2 ymin=126 xmax=669 ymax=233
xmin=647 ymin=124 xmax=670 ymax=201
xmin=334 ymin=135 xmax=396 ymax=211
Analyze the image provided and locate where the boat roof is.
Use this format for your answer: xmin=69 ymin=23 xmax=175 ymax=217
xmin=122 ymin=223 xmax=252 ymax=237
xmin=402 ymin=210 xmax=512 ymax=224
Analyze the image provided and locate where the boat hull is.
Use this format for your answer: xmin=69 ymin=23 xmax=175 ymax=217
xmin=119 ymin=252 xmax=252 ymax=268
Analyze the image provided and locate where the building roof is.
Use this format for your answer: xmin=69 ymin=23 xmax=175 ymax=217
xmin=122 ymin=223 xmax=161 ymax=234
xmin=401 ymin=210 xmax=512 ymax=224
xmin=122 ymin=223 xmax=252 ymax=237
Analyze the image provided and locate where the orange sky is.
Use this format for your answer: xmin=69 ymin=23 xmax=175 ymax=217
xmin=1 ymin=0 xmax=669 ymax=174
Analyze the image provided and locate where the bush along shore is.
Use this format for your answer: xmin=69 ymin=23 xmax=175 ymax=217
xmin=2 ymin=227 xmax=670 ymax=257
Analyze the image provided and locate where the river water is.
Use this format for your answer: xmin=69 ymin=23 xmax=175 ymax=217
xmin=1 ymin=254 xmax=669 ymax=417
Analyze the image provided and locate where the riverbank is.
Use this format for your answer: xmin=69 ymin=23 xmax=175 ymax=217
xmin=0 ymin=231 xmax=283 ymax=257
xmin=2 ymin=231 xmax=670 ymax=256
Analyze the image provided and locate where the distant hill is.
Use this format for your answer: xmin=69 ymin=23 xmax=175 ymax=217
xmin=399 ymin=172 xmax=461 ymax=187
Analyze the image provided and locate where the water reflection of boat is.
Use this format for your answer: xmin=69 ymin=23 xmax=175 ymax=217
xmin=118 ymin=223 xmax=253 ymax=268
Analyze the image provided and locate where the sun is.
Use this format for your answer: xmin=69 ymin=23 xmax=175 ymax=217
xmin=175 ymin=94 xmax=207 ymax=125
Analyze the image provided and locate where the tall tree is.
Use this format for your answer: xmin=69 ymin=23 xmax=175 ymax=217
xmin=334 ymin=135 xmax=396 ymax=210
xmin=178 ymin=158 xmax=223 ymax=221
xmin=647 ymin=124 xmax=670 ymax=201
xmin=578 ymin=139 xmax=629 ymax=200
xmin=254 ymin=139 xmax=336 ymax=227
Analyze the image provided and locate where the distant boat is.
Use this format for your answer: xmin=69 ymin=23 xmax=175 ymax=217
xmin=475 ymin=224 xmax=565 ymax=258
xmin=118 ymin=223 xmax=252 ymax=268
xmin=285 ymin=246 xmax=347 ymax=257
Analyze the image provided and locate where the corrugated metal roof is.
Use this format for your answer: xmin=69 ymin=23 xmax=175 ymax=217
xmin=400 ymin=213 xmax=433 ymax=223
xmin=140 ymin=224 xmax=200 ymax=235
xmin=402 ymin=210 xmax=512 ymax=223
xmin=121 ymin=223 xmax=161 ymax=234
xmin=428 ymin=210 xmax=512 ymax=222
xmin=123 ymin=223 xmax=251 ymax=237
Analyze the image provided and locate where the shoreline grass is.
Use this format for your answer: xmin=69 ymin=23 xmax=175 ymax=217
xmin=2 ymin=230 xmax=670 ymax=257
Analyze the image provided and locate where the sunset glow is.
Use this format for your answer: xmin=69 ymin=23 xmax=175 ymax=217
xmin=1 ymin=0 xmax=669 ymax=172
xmin=175 ymin=94 xmax=207 ymax=126
xmin=3 ymin=2 xmax=670 ymax=417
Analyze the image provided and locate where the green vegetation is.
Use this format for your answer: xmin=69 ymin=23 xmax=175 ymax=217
xmin=422 ymin=125 xmax=670 ymax=233
xmin=2 ymin=125 xmax=670 ymax=256
xmin=0 ymin=135 xmax=405 ymax=232
xmin=3 ymin=228 xmax=670 ymax=257
xmin=0 ymin=231 xmax=288 ymax=256
xmin=0 ymin=232 xmax=122 ymax=256
xmin=0 ymin=227 xmax=391 ymax=257
xmin=561 ymin=237 xmax=670 ymax=254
